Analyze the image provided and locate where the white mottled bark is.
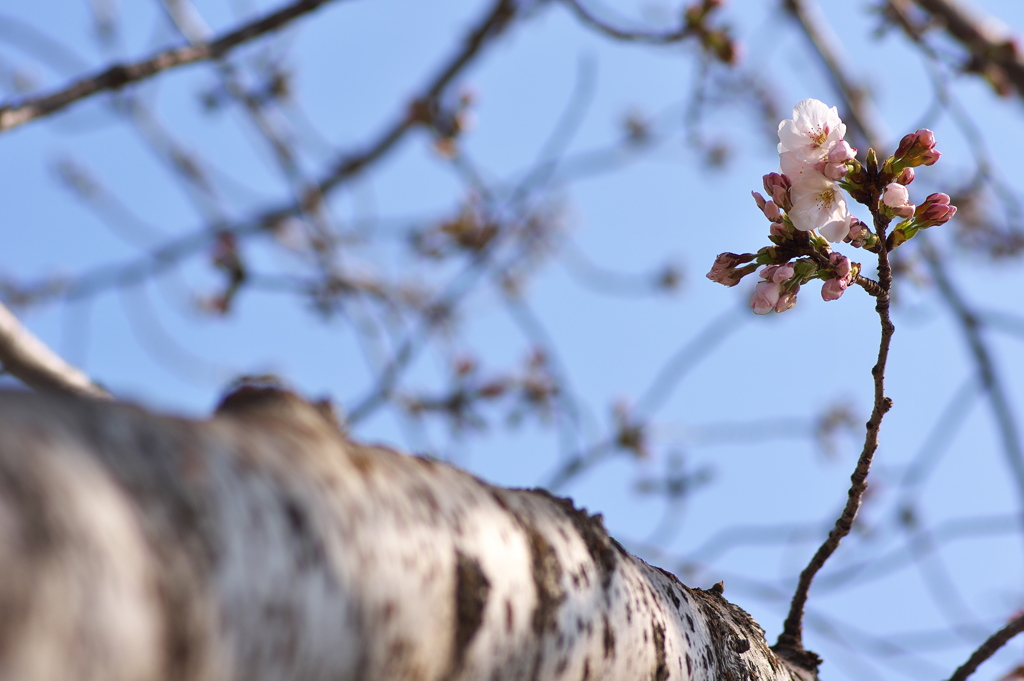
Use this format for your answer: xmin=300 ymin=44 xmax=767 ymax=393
xmin=0 ymin=387 xmax=815 ymax=681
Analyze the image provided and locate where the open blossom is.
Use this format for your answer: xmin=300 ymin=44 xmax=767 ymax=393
xmin=788 ymin=175 xmax=851 ymax=241
xmin=777 ymin=99 xmax=847 ymax=161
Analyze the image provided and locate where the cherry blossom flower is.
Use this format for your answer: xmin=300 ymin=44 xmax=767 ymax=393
xmin=777 ymin=99 xmax=847 ymax=161
xmin=788 ymin=175 xmax=851 ymax=241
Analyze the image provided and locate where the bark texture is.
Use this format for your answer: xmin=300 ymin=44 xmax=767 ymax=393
xmin=0 ymin=387 xmax=812 ymax=681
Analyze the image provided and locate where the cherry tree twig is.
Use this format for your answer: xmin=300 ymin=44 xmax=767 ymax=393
xmin=775 ymin=206 xmax=895 ymax=662
xmin=907 ymin=0 xmax=1024 ymax=100
xmin=946 ymin=612 xmax=1024 ymax=681
xmin=0 ymin=302 xmax=110 ymax=399
xmin=0 ymin=0 xmax=348 ymax=133
xmin=10 ymin=0 xmax=522 ymax=307
xmin=558 ymin=0 xmax=693 ymax=44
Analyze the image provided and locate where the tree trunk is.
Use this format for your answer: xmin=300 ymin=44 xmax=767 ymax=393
xmin=0 ymin=386 xmax=814 ymax=681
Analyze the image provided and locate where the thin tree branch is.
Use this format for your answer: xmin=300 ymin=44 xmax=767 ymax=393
xmin=0 ymin=301 xmax=110 ymax=399
xmin=776 ymin=201 xmax=896 ymax=664
xmin=909 ymin=0 xmax=1024 ymax=100
xmin=558 ymin=0 xmax=692 ymax=44
xmin=10 ymin=0 xmax=523 ymax=307
xmin=922 ymin=242 xmax=1024 ymax=532
xmin=0 ymin=0 xmax=345 ymax=133
xmin=946 ymin=613 xmax=1024 ymax=681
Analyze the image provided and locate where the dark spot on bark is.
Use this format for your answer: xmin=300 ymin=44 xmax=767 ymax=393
xmin=452 ymin=550 xmax=490 ymax=673
xmin=730 ymin=635 xmax=751 ymax=653
xmin=651 ymin=618 xmax=669 ymax=681
xmin=412 ymin=454 xmax=436 ymax=469
xmin=528 ymin=489 xmax=619 ymax=592
xmin=602 ymin=614 xmax=616 ymax=659
xmin=581 ymin=659 xmax=591 ymax=681
xmin=686 ymin=613 xmax=695 ymax=630
xmin=414 ymin=484 xmax=441 ymax=515
xmin=526 ymin=526 xmax=565 ymax=635
xmin=686 ymin=653 xmax=693 ymax=675
xmin=282 ymin=496 xmax=325 ymax=570
xmin=505 ymin=599 xmax=514 ymax=632
xmin=283 ymin=498 xmax=308 ymax=538
xmin=555 ymin=657 xmax=568 ymax=674
xmin=490 ymin=489 xmax=510 ymax=512
xmin=625 ymin=601 xmax=632 ymax=623
xmin=665 ymin=586 xmax=680 ymax=610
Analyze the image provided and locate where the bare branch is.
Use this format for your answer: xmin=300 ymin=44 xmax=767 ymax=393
xmin=0 ymin=301 xmax=110 ymax=399
xmin=946 ymin=613 xmax=1024 ymax=681
xmin=910 ymin=0 xmax=1024 ymax=100
xmin=776 ymin=187 xmax=896 ymax=663
xmin=0 ymin=0 xmax=344 ymax=133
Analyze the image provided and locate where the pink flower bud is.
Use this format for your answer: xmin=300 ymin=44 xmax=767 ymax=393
xmin=707 ymin=252 xmax=756 ymax=287
xmin=897 ymin=167 xmax=915 ymax=185
xmin=750 ymin=280 xmax=782 ymax=315
xmin=827 ymin=140 xmax=857 ymax=163
xmin=893 ymin=129 xmax=941 ymax=168
xmin=763 ymin=172 xmax=793 ymax=210
xmin=828 ymin=252 xmax=851 ymax=280
xmin=772 ymin=263 xmax=795 ymax=283
xmin=821 ymin=277 xmax=847 ymax=301
xmin=882 ymin=183 xmax=910 ymax=208
xmin=763 ymin=200 xmax=782 ymax=222
xmin=844 ymin=217 xmax=868 ymax=245
xmin=751 ymin=191 xmax=767 ymax=210
xmin=770 ymin=221 xmax=789 ymax=238
xmin=775 ymin=288 xmax=798 ymax=313
xmin=915 ymin=193 xmax=957 ymax=227
xmin=823 ymin=162 xmax=848 ymax=181
xmin=919 ymin=149 xmax=941 ymax=166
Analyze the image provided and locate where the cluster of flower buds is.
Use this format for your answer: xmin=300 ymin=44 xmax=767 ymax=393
xmin=706 ymin=98 xmax=956 ymax=315
xmin=886 ymin=129 xmax=942 ymax=174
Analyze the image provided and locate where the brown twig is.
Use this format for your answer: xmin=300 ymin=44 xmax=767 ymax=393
xmin=946 ymin=612 xmax=1024 ymax=681
xmin=775 ymin=200 xmax=896 ymax=663
xmin=0 ymin=0 xmax=345 ymax=133
xmin=558 ymin=0 xmax=691 ymax=44
xmin=909 ymin=0 xmax=1024 ymax=100
xmin=0 ymin=302 xmax=110 ymax=399
xmin=11 ymin=0 xmax=521 ymax=307
xmin=921 ymin=242 xmax=1024 ymax=527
